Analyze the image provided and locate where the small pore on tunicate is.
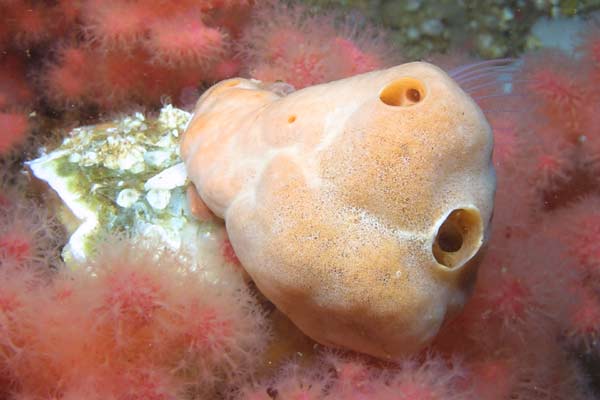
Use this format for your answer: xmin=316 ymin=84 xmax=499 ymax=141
xmin=379 ymin=77 xmax=425 ymax=107
xmin=432 ymin=207 xmax=483 ymax=270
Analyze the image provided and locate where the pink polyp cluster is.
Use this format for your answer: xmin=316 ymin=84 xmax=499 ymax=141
xmin=237 ymin=353 xmax=470 ymax=400
xmin=0 ymin=0 xmax=396 ymax=156
xmin=0 ymin=0 xmax=254 ymax=155
xmin=0 ymin=235 xmax=269 ymax=399
xmin=238 ymin=2 xmax=397 ymax=88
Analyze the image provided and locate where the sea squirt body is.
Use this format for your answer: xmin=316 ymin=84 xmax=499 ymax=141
xmin=180 ymin=62 xmax=495 ymax=359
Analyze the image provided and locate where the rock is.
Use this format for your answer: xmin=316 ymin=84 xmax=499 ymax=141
xmin=26 ymin=104 xmax=216 ymax=263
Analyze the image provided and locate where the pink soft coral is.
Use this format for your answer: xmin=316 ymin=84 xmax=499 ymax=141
xmin=566 ymin=284 xmax=600 ymax=354
xmin=0 ymin=0 xmax=252 ymax=116
xmin=146 ymin=13 xmax=227 ymax=67
xmin=520 ymin=50 xmax=586 ymax=140
xmin=0 ymin=196 xmax=63 ymax=271
xmin=0 ymin=236 xmax=269 ymax=399
xmin=237 ymin=353 xmax=470 ymax=400
xmin=0 ymin=112 xmax=28 ymax=156
xmin=239 ymin=1 xmax=397 ymax=88
xmin=0 ymin=55 xmax=32 ymax=110
xmin=81 ymin=0 xmax=151 ymax=49
xmin=42 ymin=45 xmax=95 ymax=107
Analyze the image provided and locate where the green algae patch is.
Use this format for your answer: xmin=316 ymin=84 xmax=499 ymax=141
xmin=27 ymin=105 xmax=220 ymax=264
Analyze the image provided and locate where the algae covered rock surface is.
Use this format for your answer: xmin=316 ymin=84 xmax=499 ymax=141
xmin=27 ymin=105 xmax=215 ymax=263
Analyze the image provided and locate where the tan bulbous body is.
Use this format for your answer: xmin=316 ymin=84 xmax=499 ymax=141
xmin=181 ymin=62 xmax=495 ymax=359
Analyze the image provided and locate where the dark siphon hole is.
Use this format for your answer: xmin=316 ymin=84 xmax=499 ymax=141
xmin=406 ymin=88 xmax=421 ymax=103
xmin=437 ymin=224 xmax=463 ymax=253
